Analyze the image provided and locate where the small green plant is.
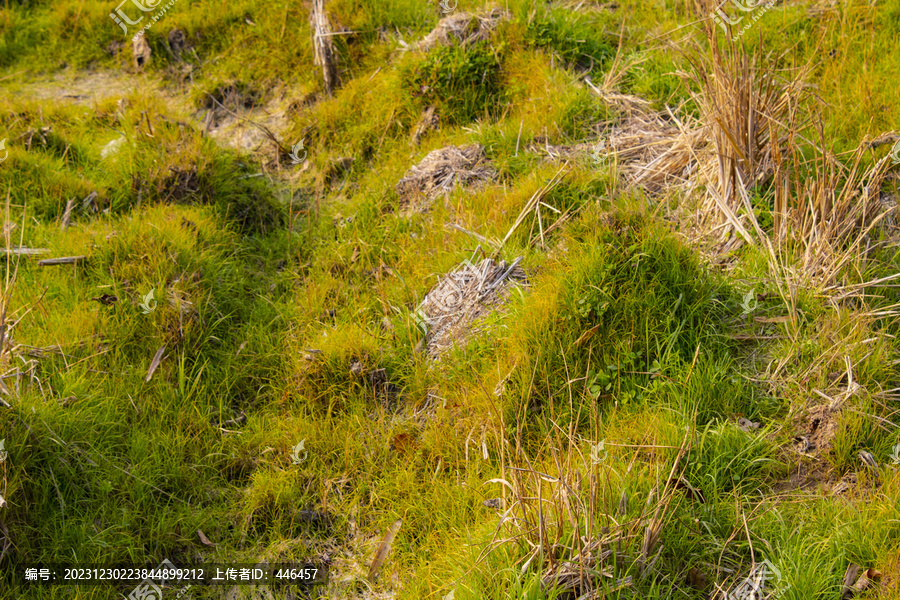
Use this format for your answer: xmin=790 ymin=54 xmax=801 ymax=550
xmin=587 ymin=350 xmax=661 ymax=405
xmin=525 ymin=9 xmax=614 ymax=73
xmin=401 ymin=42 xmax=505 ymax=125
xmin=587 ymin=365 xmax=615 ymax=397
xmin=748 ymin=188 xmax=775 ymax=232
xmin=573 ymin=285 xmax=610 ymax=321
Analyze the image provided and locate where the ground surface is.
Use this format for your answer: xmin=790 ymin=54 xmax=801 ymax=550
xmin=2 ymin=1 xmax=900 ymax=599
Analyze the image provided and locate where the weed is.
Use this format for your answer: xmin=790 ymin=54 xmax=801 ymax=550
xmin=401 ymin=41 xmax=506 ymax=125
xmin=525 ymin=7 xmax=615 ymax=74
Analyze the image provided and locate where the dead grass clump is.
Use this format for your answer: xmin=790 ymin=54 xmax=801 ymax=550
xmin=533 ymin=91 xmax=705 ymax=195
xmin=768 ymin=136 xmax=895 ymax=290
xmin=679 ymin=26 xmax=812 ymax=252
xmin=531 ymin=45 xmax=706 ymax=195
xmin=603 ymin=109 xmax=705 ymax=194
xmin=675 ymin=19 xmax=899 ymax=295
xmin=488 ymin=436 xmax=694 ymax=600
xmin=407 ymin=7 xmax=507 ymax=52
xmin=416 ymin=256 xmax=526 ymax=359
xmin=395 ymin=143 xmax=496 ymax=211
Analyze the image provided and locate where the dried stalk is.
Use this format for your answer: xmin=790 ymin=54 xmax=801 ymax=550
xmin=309 ymin=0 xmax=341 ymax=96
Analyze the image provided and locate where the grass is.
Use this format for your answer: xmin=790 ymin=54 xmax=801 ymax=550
xmin=2 ymin=0 xmax=900 ymax=599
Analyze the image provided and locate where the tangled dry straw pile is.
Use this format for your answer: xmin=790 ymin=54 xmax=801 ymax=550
xmin=396 ymin=143 xmax=496 ymax=210
xmin=404 ymin=7 xmax=508 ymax=52
xmin=536 ymin=85 xmax=705 ymax=195
xmin=416 ymin=257 xmax=526 ymax=359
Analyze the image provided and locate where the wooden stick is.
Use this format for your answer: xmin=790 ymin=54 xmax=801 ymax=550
xmin=60 ymin=199 xmax=75 ymax=231
xmin=447 ymin=223 xmax=499 ymax=249
xmin=310 ymin=0 xmax=341 ymax=96
xmin=38 ymin=256 xmax=86 ymax=266
xmin=145 ymin=345 xmax=166 ymax=382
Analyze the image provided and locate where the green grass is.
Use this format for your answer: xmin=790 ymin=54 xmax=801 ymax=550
xmin=400 ymin=41 xmax=507 ymax=125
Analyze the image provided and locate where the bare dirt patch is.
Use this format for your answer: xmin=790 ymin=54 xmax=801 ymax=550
xmin=14 ymin=69 xmax=173 ymax=105
xmin=797 ymin=404 xmax=841 ymax=455
xmin=157 ymin=165 xmax=201 ymax=202
xmin=15 ymin=69 xmax=297 ymax=161
xmin=198 ymin=84 xmax=295 ymax=156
